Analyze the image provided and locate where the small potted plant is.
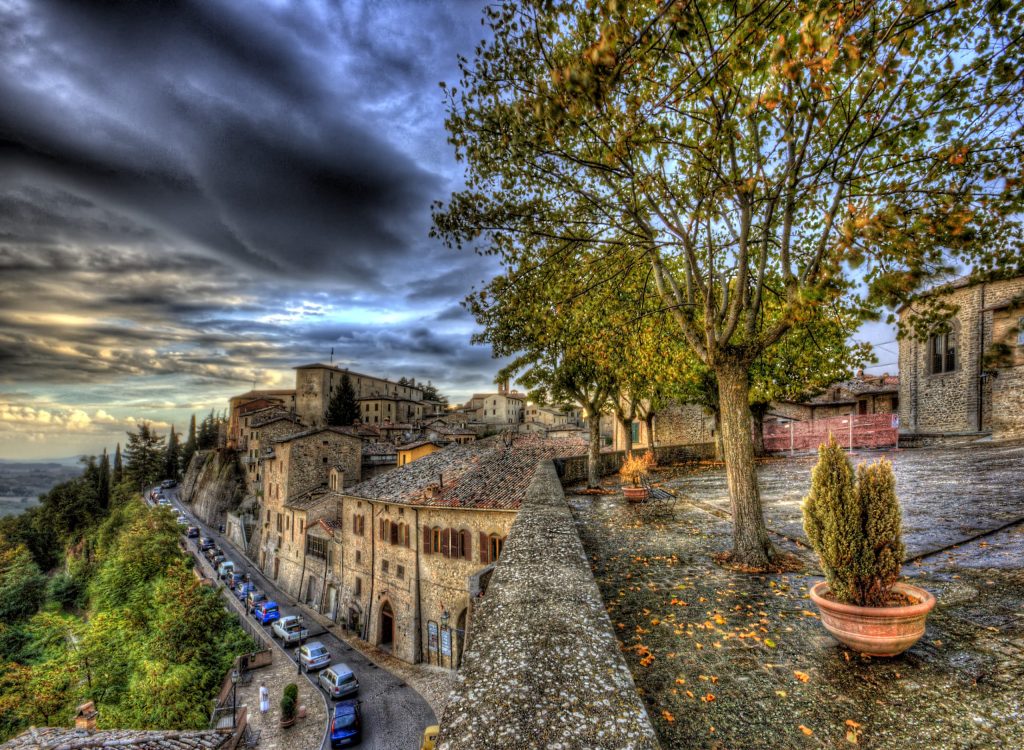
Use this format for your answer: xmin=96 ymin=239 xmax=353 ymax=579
xmin=280 ymin=683 xmax=298 ymax=728
xmin=801 ymin=438 xmax=935 ymax=656
xmin=619 ymin=452 xmax=654 ymax=503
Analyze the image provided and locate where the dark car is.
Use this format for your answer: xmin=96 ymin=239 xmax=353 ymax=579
xmin=161 ymin=479 xmax=177 ymax=488
xmin=246 ymin=589 xmax=266 ymax=612
xmin=228 ymin=572 xmax=245 ymax=590
xmin=329 ymin=700 xmax=362 ymax=747
xmin=236 ymin=582 xmax=255 ymax=602
xmin=186 ymin=526 xmax=200 ymax=538
xmin=199 ymin=537 xmax=215 ymax=551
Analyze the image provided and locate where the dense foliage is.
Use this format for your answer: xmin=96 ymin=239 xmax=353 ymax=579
xmin=0 ymin=451 xmax=253 ymax=740
xmin=802 ymin=439 xmax=905 ymax=606
xmin=326 ymin=373 xmax=360 ymax=427
xmin=435 ymin=0 xmax=1023 ymax=566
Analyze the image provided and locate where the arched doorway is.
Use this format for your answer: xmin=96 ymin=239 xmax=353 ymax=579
xmin=379 ymin=601 xmax=394 ymax=651
xmin=455 ymin=608 xmax=467 ymax=668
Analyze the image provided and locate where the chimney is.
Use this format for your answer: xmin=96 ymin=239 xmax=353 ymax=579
xmin=75 ymin=701 xmax=98 ymax=732
xmin=856 ymin=368 xmax=865 ymax=379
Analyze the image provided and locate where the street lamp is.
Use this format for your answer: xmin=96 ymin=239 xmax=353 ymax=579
xmin=230 ymin=668 xmax=239 ymax=729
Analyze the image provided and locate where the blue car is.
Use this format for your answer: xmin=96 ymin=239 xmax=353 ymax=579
xmin=253 ymin=601 xmax=280 ymax=625
xmin=329 ymin=700 xmax=362 ymax=747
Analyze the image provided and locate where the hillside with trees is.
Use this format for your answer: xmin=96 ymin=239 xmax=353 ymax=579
xmin=0 ymin=423 xmax=252 ymax=740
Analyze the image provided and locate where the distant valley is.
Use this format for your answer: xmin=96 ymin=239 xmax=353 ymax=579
xmin=0 ymin=460 xmax=84 ymax=516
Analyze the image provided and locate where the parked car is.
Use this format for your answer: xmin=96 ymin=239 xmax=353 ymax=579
xmin=235 ymin=582 xmax=255 ymax=602
xmin=217 ymin=560 xmax=235 ymax=579
xmin=329 ymin=700 xmax=362 ymax=747
xmin=228 ymin=572 xmax=245 ymax=590
xmin=199 ymin=537 xmax=215 ymax=551
xmin=272 ymin=615 xmax=309 ymax=644
xmin=319 ymin=663 xmax=358 ymax=699
xmin=298 ymin=641 xmax=331 ymax=672
xmin=186 ymin=526 xmax=200 ymax=538
xmin=161 ymin=479 xmax=177 ymax=488
xmin=253 ymin=601 xmax=280 ymax=625
xmin=246 ymin=589 xmax=267 ymax=612
xmin=158 ymin=498 xmax=170 ymax=507
xmin=420 ymin=725 xmax=440 ymax=750
xmin=176 ymin=515 xmax=188 ymax=526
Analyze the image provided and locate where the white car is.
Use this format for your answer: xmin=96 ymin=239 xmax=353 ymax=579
xmin=272 ymin=615 xmax=309 ymax=644
xmin=298 ymin=641 xmax=331 ymax=672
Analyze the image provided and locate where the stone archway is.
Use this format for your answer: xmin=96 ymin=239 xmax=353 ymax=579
xmin=379 ymin=600 xmax=394 ymax=651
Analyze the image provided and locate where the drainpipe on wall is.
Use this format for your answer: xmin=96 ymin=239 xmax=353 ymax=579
xmin=363 ymin=503 xmax=378 ymax=642
xmin=414 ymin=506 xmax=423 ymax=664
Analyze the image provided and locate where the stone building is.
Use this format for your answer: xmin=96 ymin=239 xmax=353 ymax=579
xmin=767 ymin=373 xmax=900 ymax=424
xmin=464 ymin=382 xmax=525 ymax=426
xmin=899 ymin=273 xmax=1024 ymax=442
xmin=608 ymin=401 xmax=717 ymax=451
xmin=358 ymin=395 xmax=424 ymax=425
xmin=524 ymin=404 xmax=573 ymax=427
xmin=226 ymin=389 xmax=297 ymax=449
xmin=260 ymin=441 xmax=574 ymax=669
xmin=294 ymin=363 xmax=424 ymax=427
xmin=257 ymin=427 xmax=362 ymax=584
xmin=240 ymin=411 xmax=302 ymax=496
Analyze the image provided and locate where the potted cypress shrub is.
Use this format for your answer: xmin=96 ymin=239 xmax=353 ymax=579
xmin=619 ymin=452 xmax=653 ymax=502
xmin=280 ymin=683 xmax=299 ymax=728
xmin=801 ymin=438 xmax=935 ymax=656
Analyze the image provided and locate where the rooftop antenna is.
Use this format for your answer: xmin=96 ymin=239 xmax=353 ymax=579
xmin=330 ymin=347 xmax=334 ymax=364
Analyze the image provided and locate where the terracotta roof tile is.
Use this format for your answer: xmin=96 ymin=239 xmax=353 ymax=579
xmin=1 ymin=729 xmax=230 ymax=750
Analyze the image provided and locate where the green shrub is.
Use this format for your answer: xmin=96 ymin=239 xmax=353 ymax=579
xmin=801 ymin=438 xmax=905 ymax=607
xmin=280 ymin=684 xmax=298 ymax=720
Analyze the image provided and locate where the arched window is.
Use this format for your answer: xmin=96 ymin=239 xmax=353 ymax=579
xmin=928 ymin=324 xmax=958 ymax=374
xmin=431 ymin=526 xmax=442 ymax=554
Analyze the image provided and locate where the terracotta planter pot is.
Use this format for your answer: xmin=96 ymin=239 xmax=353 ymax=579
xmin=280 ymin=715 xmax=296 ymax=728
xmin=623 ymin=486 xmax=648 ymax=503
xmin=809 ymin=581 xmax=936 ymax=657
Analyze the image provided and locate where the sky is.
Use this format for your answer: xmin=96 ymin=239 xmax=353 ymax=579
xmin=0 ymin=0 xmax=514 ymax=460
xmin=0 ymin=0 xmax=897 ymax=461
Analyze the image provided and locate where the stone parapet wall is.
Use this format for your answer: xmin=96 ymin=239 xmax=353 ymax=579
xmin=436 ymin=462 xmax=659 ymax=750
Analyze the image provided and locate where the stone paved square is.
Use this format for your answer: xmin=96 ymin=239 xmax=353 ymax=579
xmin=569 ymin=443 xmax=1024 ymax=749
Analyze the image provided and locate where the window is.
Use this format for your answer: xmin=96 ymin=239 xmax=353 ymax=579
xmin=306 ymin=535 xmax=328 ymax=560
xmin=489 ymin=534 xmax=505 ymax=562
xmin=354 ymin=577 xmax=362 ymax=596
xmin=1018 ymin=316 xmax=1024 ymax=346
xmin=382 ymin=559 xmax=389 ymax=573
xmin=389 ymin=521 xmax=399 ymax=546
xmin=929 ymin=329 xmax=957 ymax=374
xmin=353 ymin=514 xmax=365 ymax=536
xmin=397 ymin=565 xmax=405 ymax=579
xmin=431 ymin=526 xmax=441 ymax=553
xmin=630 ymin=422 xmax=639 ymax=444
xmin=276 ymin=513 xmax=282 ymax=532
xmin=355 ymin=550 xmax=361 ymax=565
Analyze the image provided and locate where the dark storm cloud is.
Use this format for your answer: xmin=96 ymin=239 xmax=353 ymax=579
xmin=0 ymin=0 xmax=459 ymax=281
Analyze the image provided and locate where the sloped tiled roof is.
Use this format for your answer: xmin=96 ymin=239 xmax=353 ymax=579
xmin=345 ymin=437 xmax=582 ymax=510
xmin=283 ymin=487 xmax=333 ymax=511
xmin=251 ymin=412 xmax=301 ymax=429
xmin=362 ymin=442 xmax=397 ymax=457
xmin=1 ymin=728 xmax=230 ymax=750
xmin=396 ymin=439 xmax=443 ymax=451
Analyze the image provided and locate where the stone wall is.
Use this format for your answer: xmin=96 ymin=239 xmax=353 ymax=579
xmin=436 ymin=462 xmax=659 ymax=750
xmin=899 ymin=275 xmax=1024 ymax=436
xmin=992 ymin=365 xmax=1024 ymax=441
xmin=181 ymin=449 xmax=244 ymax=527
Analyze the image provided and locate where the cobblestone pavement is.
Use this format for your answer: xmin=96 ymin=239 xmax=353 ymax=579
xmin=168 ymin=487 xmax=439 ymax=750
xmin=229 ymin=654 xmax=327 ymax=750
xmin=569 ymin=446 xmax=1024 ymax=750
xmin=664 ymin=442 xmax=1024 ymax=559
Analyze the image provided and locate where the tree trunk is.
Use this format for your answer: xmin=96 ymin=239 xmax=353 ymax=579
xmin=716 ymin=358 xmax=775 ymax=568
xmin=587 ymin=415 xmax=602 ymax=488
xmin=750 ymin=404 xmax=768 ymax=458
xmin=712 ymin=409 xmax=724 ymax=461
xmin=646 ymin=411 xmax=657 ymax=448
xmin=620 ymin=416 xmax=634 ymax=458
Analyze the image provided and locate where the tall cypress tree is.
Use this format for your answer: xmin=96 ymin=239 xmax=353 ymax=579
xmin=112 ymin=443 xmax=123 ymax=486
xmin=123 ymin=423 xmax=166 ymax=490
xmin=97 ymin=449 xmax=111 ymax=509
xmin=326 ymin=373 xmax=359 ymax=426
xmin=164 ymin=426 xmax=180 ymax=480
xmin=181 ymin=414 xmax=198 ymax=469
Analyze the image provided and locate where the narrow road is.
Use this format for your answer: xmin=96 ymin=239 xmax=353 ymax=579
xmin=157 ymin=486 xmax=436 ymax=750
